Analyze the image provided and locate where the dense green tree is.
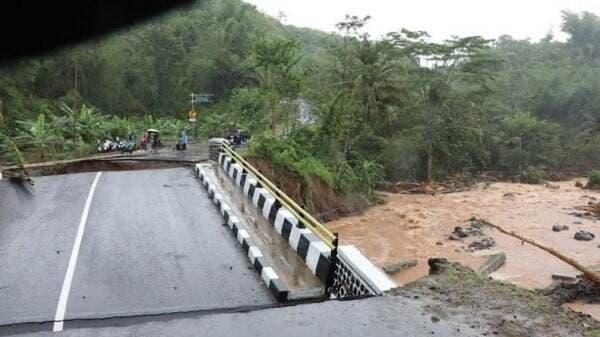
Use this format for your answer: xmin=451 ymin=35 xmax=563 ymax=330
xmin=387 ymin=30 xmax=498 ymax=181
xmin=5 ymin=0 xmax=600 ymax=200
xmin=251 ymin=37 xmax=301 ymax=132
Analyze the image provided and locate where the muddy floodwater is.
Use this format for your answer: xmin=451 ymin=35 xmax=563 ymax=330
xmin=327 ymin=179 xmax=600 ymax=319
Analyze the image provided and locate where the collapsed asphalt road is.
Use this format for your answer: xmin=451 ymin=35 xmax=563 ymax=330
xmin=0 ymin=168 xmax=275 ymax=330
xmin=4 ymin=167 xmax=596 ymax=337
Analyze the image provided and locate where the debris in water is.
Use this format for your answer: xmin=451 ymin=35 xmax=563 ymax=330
xmin=448 ymin=220 xmax=485 ymax=240
xmin=468 ymin=238 xmax=496 ymax=251
xmin=478 ymin=252 xmax=506 ymax=276
xmin=383 ymin=259 xmax=418 ymax=275
xmin=575 ymin=201 xmax=600 ymax=218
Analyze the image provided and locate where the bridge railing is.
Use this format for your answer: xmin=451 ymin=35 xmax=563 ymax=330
xmin=219 ymin=141 xmax=337 ymax=249
xmin=209 ymin=139 xmax=395 ymax=298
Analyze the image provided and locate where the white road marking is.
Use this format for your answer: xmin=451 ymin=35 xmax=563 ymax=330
xmin=53 ymin=172 xmax=102 ymax=332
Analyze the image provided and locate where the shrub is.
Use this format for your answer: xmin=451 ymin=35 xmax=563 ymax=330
xmin=248 ymin=133 xmax=334 ymax=188
xmin=587 ymin=170 xmax=600 ymax=188
xmin=520 ymin=166 xmax=546 ymax=184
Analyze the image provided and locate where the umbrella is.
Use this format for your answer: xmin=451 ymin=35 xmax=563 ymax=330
xmin=147 ymin=128 xmax=160 ymax=133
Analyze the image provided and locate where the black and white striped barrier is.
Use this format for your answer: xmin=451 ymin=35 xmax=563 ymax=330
xmin=218 ymin=152 xmax=332 ymax=285
xmin=195 ymin=164 xmax=289 ymax=302
xmin=214 ymin=151 xmax=396 ymax=297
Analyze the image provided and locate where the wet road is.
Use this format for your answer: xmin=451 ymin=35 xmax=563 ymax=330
xmin=0 ymin=168 xmax=275 ymax=328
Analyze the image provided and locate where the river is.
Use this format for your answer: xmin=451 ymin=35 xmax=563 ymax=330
xmin=327 ymin=179 xmax=600 ymax=320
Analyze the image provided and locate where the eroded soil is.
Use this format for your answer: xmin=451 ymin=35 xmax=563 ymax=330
xmin=392 ymin=262 xmax=600 ymax=337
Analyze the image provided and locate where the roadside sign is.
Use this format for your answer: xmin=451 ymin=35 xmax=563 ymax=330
xmin=188 ymin=109 xmax=198 ymax=119
xmin=189 ymin=118 xmax=197 ymax=122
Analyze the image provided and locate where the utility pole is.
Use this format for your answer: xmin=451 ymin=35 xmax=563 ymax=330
xmin=187 ymin=93 xmax=213 ymax=140
xmin=190 ymin=93 xmax=197 ymax=111
xmin=73 ymin=59 xmax=79 ymax=140
xmin=189 ymin=93 xmax=198 ymax=139
xmin=74 ymin=60 xmax=78 ymax=95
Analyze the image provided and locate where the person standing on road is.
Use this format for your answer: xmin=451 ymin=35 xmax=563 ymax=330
xmin=151 ymin=132 xmax=158 ymax=153
xmin=180 ymin=129 xmax=188 ymax=152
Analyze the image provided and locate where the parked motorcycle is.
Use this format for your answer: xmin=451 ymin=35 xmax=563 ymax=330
xmin=96 ymin=137 xmax=135 ymax=154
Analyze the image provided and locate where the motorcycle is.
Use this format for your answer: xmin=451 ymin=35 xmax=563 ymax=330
xmin=97 ymin=139 xmax=117 ymax=153
xmin=96 ymin=137 xmax=135 ymax=154
xmin=117 ymin=139 xmax=135 ymax=153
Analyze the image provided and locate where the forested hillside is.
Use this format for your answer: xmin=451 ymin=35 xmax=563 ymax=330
xmin=2 ymin=0 xmax=600 ymax=208
xmin=0 ymin=0 xmax=333 ymax=123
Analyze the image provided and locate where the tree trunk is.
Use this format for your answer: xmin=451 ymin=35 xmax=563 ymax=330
xmin=487 ymin=222 xmax=600 ymax=284
xmin=426 ymin=150 xmax=433 ymax=182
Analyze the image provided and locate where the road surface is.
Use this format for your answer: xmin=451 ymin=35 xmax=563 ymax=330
xmin=0 ymin=168 xmax=275 ymax=329
xmin=1 ymin=169 xmax=589 ymax=337
xmin=0 ymin=295 xmax=485 ymax=337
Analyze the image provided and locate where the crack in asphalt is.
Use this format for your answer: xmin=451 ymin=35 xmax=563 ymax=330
xmin=0 ymin=295 xmax=334 ymax=333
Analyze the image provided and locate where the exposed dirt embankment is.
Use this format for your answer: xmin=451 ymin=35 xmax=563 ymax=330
xmin=327 ymin=179 xmax=600 ymax=319
xmin=393 ymin=260 xmax=600 ymax=337
xmin=247 ymin=157 xmax=367 ymax=221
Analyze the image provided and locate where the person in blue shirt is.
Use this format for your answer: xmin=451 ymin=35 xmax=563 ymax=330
xmin=179 ymin=129 xmax=188 ymax=151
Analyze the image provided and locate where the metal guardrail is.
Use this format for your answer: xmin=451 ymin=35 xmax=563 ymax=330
xmin=220 ymin=142 xmax=337 ymax=248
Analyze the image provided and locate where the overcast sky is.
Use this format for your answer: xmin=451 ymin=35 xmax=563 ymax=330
xmin=243 ymin=0 xmax=600 ymax=42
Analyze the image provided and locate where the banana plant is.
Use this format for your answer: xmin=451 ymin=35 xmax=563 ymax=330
xmin=0 ymin=130 xmax=26 ymax=167
xmin=17 ymin=114 xmax=61 ymax=161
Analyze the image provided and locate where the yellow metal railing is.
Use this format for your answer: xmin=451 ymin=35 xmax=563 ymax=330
xmin=221 ymin=143 xmax=336 ymax=248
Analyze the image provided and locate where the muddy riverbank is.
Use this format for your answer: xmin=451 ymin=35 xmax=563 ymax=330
xmin=393 ymin=260 xmax=600 ymax=337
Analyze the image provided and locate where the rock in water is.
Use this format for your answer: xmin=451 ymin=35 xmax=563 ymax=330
xmin=552 ymin=224 xmax=569 ymax=232
xmin=574 ymin=231 xmax=595 ymax=241
xmin=468 ymin=237 xmax=496 ymax=251
xmin=428 ymin=258 xmax=449 ymax=275
xmin=454 ymin=226 xmax=468 ymax=238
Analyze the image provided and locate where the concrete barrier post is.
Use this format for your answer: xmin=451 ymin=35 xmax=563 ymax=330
xmin=208 ymin=138 xmax=227 ymax=162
